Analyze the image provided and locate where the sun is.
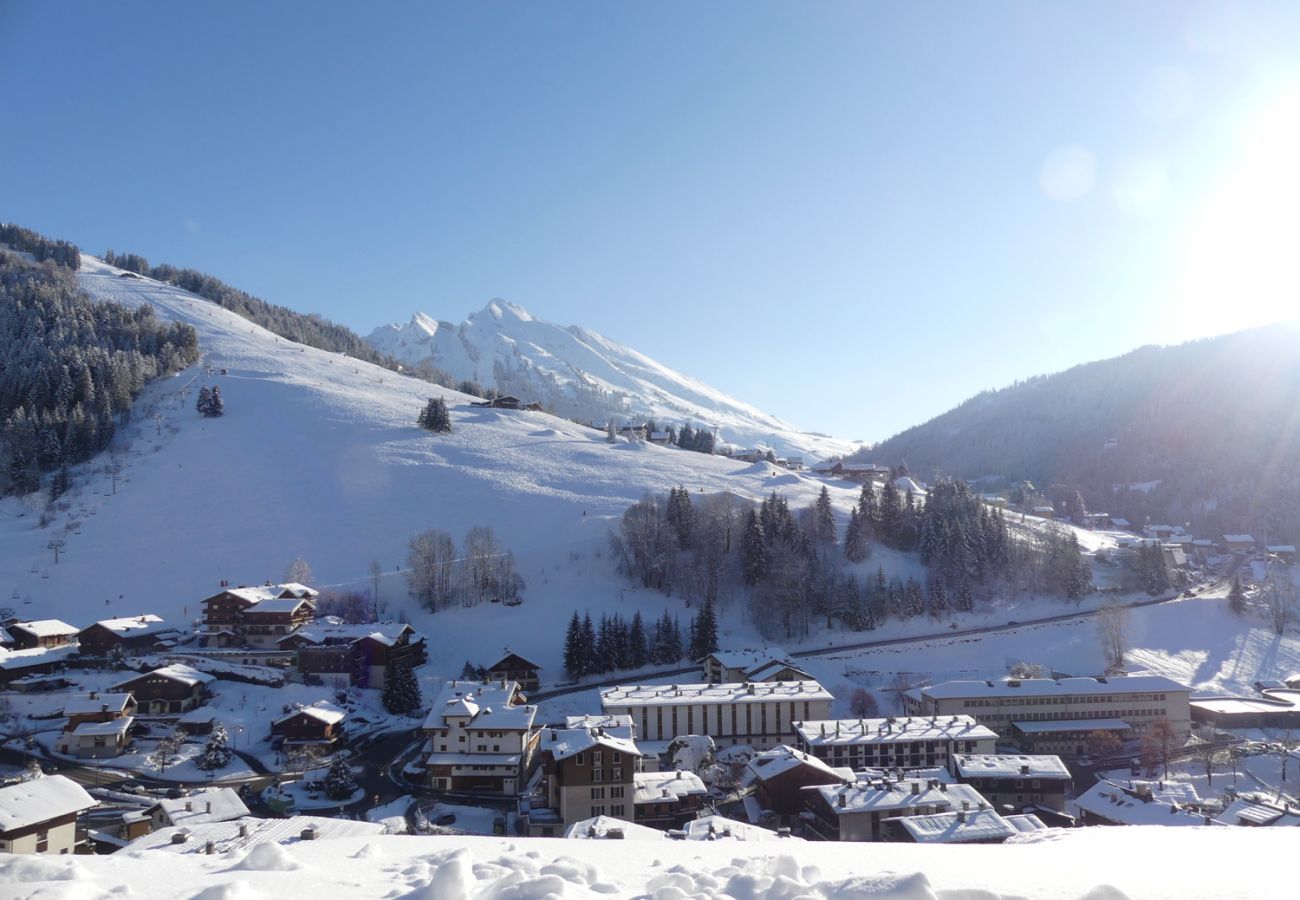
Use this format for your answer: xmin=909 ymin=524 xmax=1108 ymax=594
xmin=1179 ymin=91 xmax=1300 ymax=337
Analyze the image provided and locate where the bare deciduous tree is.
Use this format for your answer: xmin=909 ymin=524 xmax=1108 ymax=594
xmin=1140 ymin=717 xmax=1180 ymax=780
xmin=1097 ymin=603 xmax=1129 ymax=671
xmin=849 ymin=687 xmax=879 ymax=718
xmin=1190 ymin=737 xmax=1229 ymax=787
xmin=1262 ymin=570 xmax=1296 ymax=636
xmin=406 ymin=529 xmax=456 ymax=611
xmin=284 ymin=557 xmax=313 ymax=586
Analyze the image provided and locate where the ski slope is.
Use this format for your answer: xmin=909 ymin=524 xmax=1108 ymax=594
xmin=0 ymin=258 xmax=863 ymax=673
xmin=367 ymin=303 xmax=858 ymax=462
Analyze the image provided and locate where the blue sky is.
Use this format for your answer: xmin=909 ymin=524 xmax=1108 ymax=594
xmin=4 ymin=1 xmax=1300 ymax=443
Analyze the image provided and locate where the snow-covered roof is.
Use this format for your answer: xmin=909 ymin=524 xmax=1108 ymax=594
xmin=602 ymin=680 xmax=833 ymax=708
xmin=1268 ymin=545 xmax=1297 ymax=554
xmin=281 ymin=621 xmax=413 ymax=647
xmin=680 ymin=815 xmax=795 ymax=842
xmin=540 ymin=723 xmax=641 ymax=762
xmin=155 ymin=788 xmax=250 ymax=826
xmin=949 ymin=754 xmax=1071 ymax=780
xmin=276 ymin=700 xmax=346 ymax=726
xmin=0 ymin=644 xmax=78 ymax=671
xmin=1223 ymin=534 xmax=1255 ymax=543
xmin=1011 ymin=717 xmax=1132 ymax=734
xmin=742 ymin=745 xmax=849 ymax=787
xmin=633 ymin=770 xmax=708 ymax=805
xmin=87 ymin=614 xmax=172 ymax=637
xmin=10 ymin=618 xmax=79 ymax=638
xmin=813 ymin=777 xmax=984 ymax=817
xmin=564 ymin=815 xmax=665 ymax=840
xmin=1073 ymin=779 xmax=1211 ymax=826
xmin=1110 ymin=517 xmax=1132 ymax=527
xmin=246 ymin=596 xmax=314 ymax=614
xmin=68 ymin=716 xmax=134 ymax=738
xmin=0 ymin=775 xmax=96 ymax=833
xmin=1005 ymin=813 xmax=1049 ymax=833
xmin=0 ymin=626 xmax=11 ymax=645
xmin=63 ymin=693 xmax=135 ymax=716
xmin=745 ymin=659 xmax=812 ymax=682
xmin=915 ymin=675 xmax=1188 ymax=700
xmin=129 ymin=815 xmax=382 ymax=855
xmin=1216 ymin=797 xmax=1300 ymax=827
xmin=893 ymin=476 xmax=925 ymax=493
xmin=795 ymin=716 xmax=997 ymax=747
xmin=487 ymin=649 xmax=542 ymax=670
xmin=423 ymin=680 xmax=537 ymax=731
xmin=1190 ymin=695 xmax=1297 ymax=716
xmin=114 ymin=663 xmax=215 ymax=689
xmin=894 ymin=808 xmax=1017 ymax=844
xmin=700 ymin=647 xmax=791 ymax=671
xmin=561 ymin=714 xmax=634 ymax=738
xmin=223 ymin=583 xmax=319 ymax=606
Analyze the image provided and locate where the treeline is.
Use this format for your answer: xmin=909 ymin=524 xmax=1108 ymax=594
xmin=1 ymin=252 xmax=199 ymax=496
xmin=612 ymin=478 xmax=1094 ymax=640
xmin=0 ymin=224 xmax=80 ymax=270
xmin=405 ymin=525 xmax=524 ymax=611
xmin=100 ymin=249 xmax=458 ymax=390
xmin=561 ymin=600 xmax=717 ymax=678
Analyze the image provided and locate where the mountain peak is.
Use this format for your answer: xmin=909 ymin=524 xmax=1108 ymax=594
xmin=482 ymin=299 xmax=533 ymax=323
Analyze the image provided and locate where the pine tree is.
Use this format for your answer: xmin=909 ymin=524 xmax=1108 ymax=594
xmin=563 ymin=611 xmax=583 ymax=677
xmin=741 ymin=510 xmax=768 ymax=586
xmin=196 ymin=386 xmax=212 ymax=416
xmin=928 ymin=578 xmax=948 ymax=618
xmin=629 ymin=611 xmax=648 ymax=668
xmin=1229 ymin=575 xmax=1247 ymax=616
xmin=382 ymin=658 xmax=422 ymax=715
xmin=857 ymin=482 xmax=877 ymax=529
xmin=580 ymin=613 xmax=597 ymax=675
xmin=208 ymin=385 xmax=224 ymax=417
xmin=197 ymin=723 xmax=233 ymax=772
xmin=843 ymin=507 xmax=869 ymax=563
xmin=324 ymin=754 xmax=358 ymax=801
xmin=691 ymin=596 xmax=718 ymax=657
xmin=812 ymin=486 xmax=836 ymax=545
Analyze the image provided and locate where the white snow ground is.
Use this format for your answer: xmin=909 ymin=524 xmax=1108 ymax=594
xmin=366 ymin=303 xmax=859 ymax=462
xmin=0 ymin=828 xmax=1291 ymax=899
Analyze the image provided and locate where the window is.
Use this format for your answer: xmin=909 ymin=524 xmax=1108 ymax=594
xmin=36 ymin=830 xmax=48 ymax=853
xmin=610 ymin=786 xmax=625 ymax=798
xmin=576 ymin=753 xmax=585 ymax=766
xmin=613 ymin=767 xmax=623 ymax=780
xmin=590 ymin=787 xmax=605 ymax=799
xmin=594 ymin=751 xmax=603 ymax=765
xmin=612 ymin=751 xmax=621 ymax=764
xmin=593 ymin=768 xmax=603 ymax=783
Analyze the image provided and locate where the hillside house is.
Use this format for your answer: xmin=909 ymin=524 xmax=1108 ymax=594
xmin=1216 ymin=795 xmax=1300 ymax=827
xmin=486 ymin=650 xmax=542 ymax=693
xmin=841 ymin=463 xmax=890 ymax=483
xmin=0 ymin=775 xmax=97 ymax=855
xmin=271 ymin=701 xmax=347 ymax=750
xmin=112 ymin=664 xmax=214 ymax=714
xmin=0 ymin=645 xmax=78 ymax=688
xmin=810 ymin=462 xmax=843 ymax=478
xmin=1109 ymin=517 xmax=1132 ymax=531
xmin=1223 ymin=534 xmax=1257 ymax=554
xmin=7 ymin=619 xmax=79 ymax=650
xmin=794 ymin=716 xmax=997 ymax=771
xmin=279 ymin=621 xmax=426 ymax=689
xmin=64 ymin=692 xmax=136 ymax=728
xmin=1161 ymin=546 xmax=1189 ymax=569
xmin=1073 ymin=778 xmax=1212 ymax=827
xmin=199 ymin=583 xmax=317 ymax=648
xmin=1267 ymin=545 xmax=1296 ymax=565
xmin=698 ymin=648 xmax=810 ymax=684
xmin=741 ymin=745 xmax=851 ymax=824
xmin=421 ymin=679 xmax=539 ymax=794
xmin=77 ymin=615 xmax=177 ymax=658
xmin=947 ymin=754 xmax=1072 ymax=813
xmin=803 ymin=774 xmax=987 ymax=842
xmin=471 ymin=395 xmax=522 ymax=410
xmin=58 ymin=717 xmax=134 ymax=759
xmin=632 ymin=770 xmax=708 ymax=829
xmin=525 ymin=716 xmax=642 ymax=835
xmin=647 ymin=430 xmax=671 ymax=445
xmin=601 ymin=680 xmax=834 ymax=750
xmin=149 ymin=788 xmax=249 ymax=829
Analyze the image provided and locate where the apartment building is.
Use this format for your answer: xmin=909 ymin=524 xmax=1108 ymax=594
xmin=794 ymin=715 xmax=997 ymax=771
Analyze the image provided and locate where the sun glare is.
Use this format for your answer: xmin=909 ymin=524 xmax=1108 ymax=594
xmin=1179 ymin=91 xmax=1300 ymax=338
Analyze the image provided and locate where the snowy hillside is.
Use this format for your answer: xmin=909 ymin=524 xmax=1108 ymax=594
xmin=367 ymin=303 xmax=856 ymax=462
xmin=0 ymin=258 xmax=861 ymax=674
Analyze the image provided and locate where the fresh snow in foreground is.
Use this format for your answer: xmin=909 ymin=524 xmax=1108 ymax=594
xmin=0 ymin=829 xmax=1290 ymax=899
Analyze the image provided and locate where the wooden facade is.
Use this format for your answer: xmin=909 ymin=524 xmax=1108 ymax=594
xmin=486 ymin=651 xmax=541 ymax=693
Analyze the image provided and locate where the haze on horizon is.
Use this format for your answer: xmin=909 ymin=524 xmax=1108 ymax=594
xmin=3 ymin=1 xmax=1300 ymax=444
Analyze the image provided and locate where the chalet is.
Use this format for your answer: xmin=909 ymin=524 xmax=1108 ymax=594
xmin=112 ymin=664 xmax=215 ymax=714
xmin=63 ymin=692 xmax=136 ymax=728
xmin=1267 ymin=545 xmax=1297 ymax=565
xmin=279 ymin=621 xmax=427 ymax=689
xmin=421 ymin=679 xmax=539 ymax=794
xmin=0 ymin=775 xmax=97 ymax=855
xmin=1073 ymin=778 xmax=1212 ymax=827
xmin=731 ymin=449 xmax=767 ymax=464
xmin=525 ymin=715 xmax=642 ymax=835
xmin=564 ymin=815 xmax=666 ymax=840
xmin=471 ymin=395 xmax=522 ymax=410
xmin=1109 ymin=517 xmax=1133 ymax=531
xmin=947 ymin=753 xmax=1072 ymax=812
xmin=58 ymin=717 xmax=134 ymax=759
xmin=1223 ymin=534 xmax=1257 ymax=554
xmin=199 ymin=582 xmax=317 ymax=648
xmin=741 ymin=745 xmax=851 ymax=824
xmin=89 ymin=809 xmax=153 ymax=851
xmin=1145 ymin=524 xmax=1177 ymax=540
xmin=647 ymin=430 xmax=672 ymax=445
xmin=1161 ymin=545 xmax=1189 ymax=569
xmin=7 ymin=619 xmax=79 ymax=650
xmin=811 ymin=461 xmax=843 ymax=478
xmin=1031 ymin=506 xmax=1056 ymax=519
xmin=803 ymin=774 xmax=987 ymax=842
xmin=78 ymin=615 xmax=177 ymax=658
xmin=486 ymin=650 xmax=542 ymax=693
xmin=698 ymin=647 xmax=807 ymax=683
xmin=678 ymin=814 xmax=799 ymax=841
xmin=632 ymin=770 xmax=708 ymax=829
xmin=0 ymin=645 xmax=78 ymax=688
xmin=149 ymin=788 xmax=249 ymax=829
xmin=840 ymin=463 xmax=890 ymax=483
xmin=271 ymin=700 xmax=347 ymax=750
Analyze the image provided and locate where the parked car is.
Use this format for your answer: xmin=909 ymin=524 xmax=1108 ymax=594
xmin=434 ymin=813 xmax=456 ymax=827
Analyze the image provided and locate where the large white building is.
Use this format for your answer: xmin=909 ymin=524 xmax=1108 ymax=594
xmin=421 ymin=680 xmax=538 ymax=794
xmin=600 ymin=681 xmax=833 ymax=750
xmin=901 ymin=676 xmax=1191 ymax=740
xmin=794 ymin=716 xmax=997 ymax=770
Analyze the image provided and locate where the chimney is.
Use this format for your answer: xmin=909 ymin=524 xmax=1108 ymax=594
xmin=185 ymin=801 xmax=193 ymax=812
xmin=238 ymin=822 xmax=249 ymax=838
xmin=101 ymin=704 xmax=109 ymax=714
xmin=962 ymin=800 xmax=970 ymax=811
xmin=171 ymin=830 xmax=189 ymax=845
xmin=1021 ymin=764 xmax=1030 ymax=776
xmin=676 ymin=770 xmax=682 ymax=779
xmin=206 ymin=801 xmax=212 ymax=814
xmin=301 ymin=825 xmax=318 ymax=841
xmin=205 ymin=841 xmax=215 ymax=855
xmin=911 ymin=782 xmax=920 ymax=795
xmin=90 ymin=691 xmax=98 ymax=700
xmin=608 ymin=827 xmax=624 ymax=839
xmin=957 ymin=810 xmax=966 ymax=824
xmin=838 ymin=791 xmax=847 ymax=808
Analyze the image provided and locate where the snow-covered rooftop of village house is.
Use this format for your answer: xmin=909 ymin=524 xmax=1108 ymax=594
xmin=1268 ymin=544 xmax=1297 ymax=554
xmin=223 ymin=583 xmax=318 ymax=606
xmin=422 ymin=680 xmax=536 ymax=731
xmin=128 ymin=815 xmax=383 ymax=855
xmin=746 ymin=659 xmax=812 ymax=681
xmin=949 ymin=754 xmax=1071 ymax=780
xmin=813 ymin=777 xmax=985 ymax=816
xmin=0 ymin=644 xmax=78 ymax=671
xmin=1223 ymin=534 xmax=1255 ymax=543
xmin=680 ymin=814 xmax=795 ymax=842
xmin=601 ymin=680 xmax=832 ymax=708
xmin=561 ymin=714 xmax=635 ymax=738
xmin=1011 ymin=717 xmax=1132 ymax=733
xmin=0 ymin=775 xmax=96 ymax=833
xmin=1216 ymin=796 xmax=1300 ymax=827
xmin=62 ymin=692 xmax=134 ymax=716
xmin=68 ymin=716 xmax=134 ymax=738
xmin=741 ymin=744 xmax=851 ymax=787
xmin=909 ymin=675 xmax=1188 ymax=700
xmin=539 ymin=722 xmax=641 ymax=762
xmin=154 ymin=788 xmax=250 ymax=826
xmin=564 ymin=815 xmax=666 ymax=840
xmin=113 ymin=663 xmax=215 ymax=689
xmin=700 ymin=647 xmax=791 ymax=670
xmin=1073 ymin=779 xmax=1211 ymax=826
xmin=893 ymin=808 xmax=1018 ymax=844
xmin=1189 ymin=694 xmax=1299 ymax=715
xmin=633 ymin=770 xmax=708 ymax=805
xmin=1005 ymin=813 xmax=1049 ymax=833
xmin=88 ymin=614 xmax=172 ymax=636
xmin=279 ymin=621 xmax=412 ymax=647
xmin=275 ymin=700 xmax=346 ymax=726
xmin=243 ymin=596 xmax=314 ymax=614
xmin=10 ymin=618 xmax=79 ymax=638
xmin=795 ymin=715 xmax=997 ymax=747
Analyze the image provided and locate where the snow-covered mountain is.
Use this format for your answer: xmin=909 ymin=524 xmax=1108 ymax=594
xmin=367 ymin=302 xmax=856 ymax=463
